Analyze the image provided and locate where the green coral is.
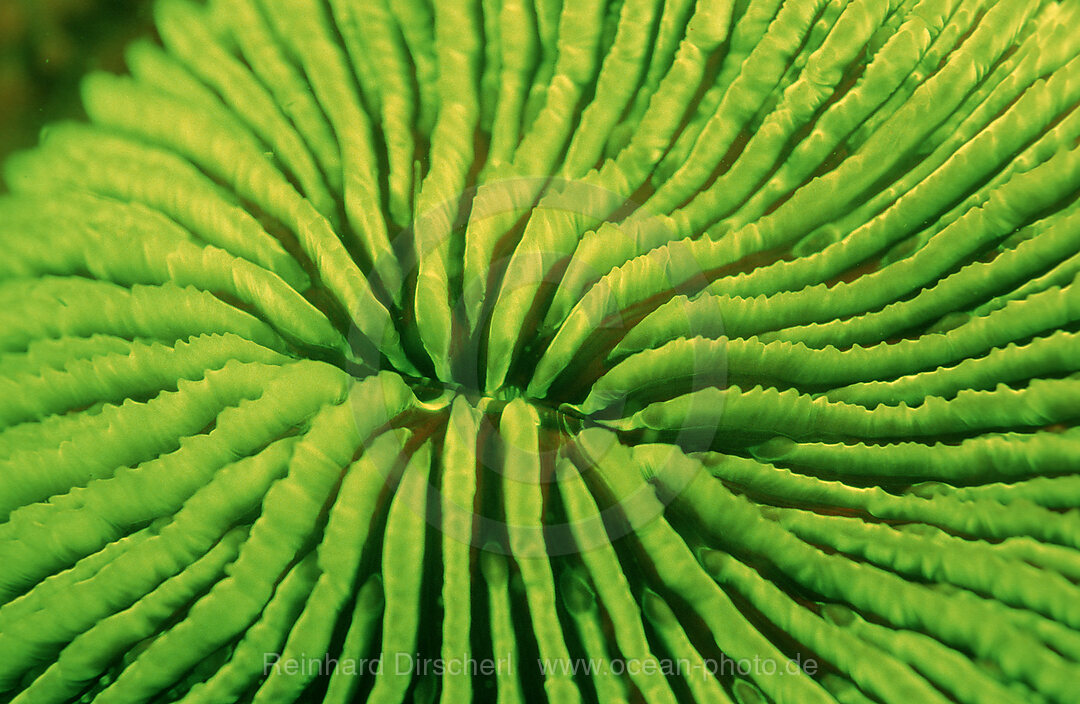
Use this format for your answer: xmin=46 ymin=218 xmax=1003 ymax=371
xmin=1 ymin=0 xmax=1079 ymax=702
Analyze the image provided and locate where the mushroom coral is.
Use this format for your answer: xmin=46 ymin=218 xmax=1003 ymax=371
xmin=2 ymin=0 xmax=1080 ymax=702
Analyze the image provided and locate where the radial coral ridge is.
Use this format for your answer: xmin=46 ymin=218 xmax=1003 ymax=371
xmin=2 ymin=0 xmax=1080 ymax=702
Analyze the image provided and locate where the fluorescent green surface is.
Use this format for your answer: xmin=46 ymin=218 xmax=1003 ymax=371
xmin=1 ymin=0 xmax=1079 ymax=702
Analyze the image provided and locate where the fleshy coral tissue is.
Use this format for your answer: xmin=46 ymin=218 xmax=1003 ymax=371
xmin=2 ymin=0 xmax=1080 ymax=703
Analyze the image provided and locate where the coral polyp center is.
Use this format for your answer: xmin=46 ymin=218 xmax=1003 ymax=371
xmin=2 ymin=0 xmax=1080 ymax=703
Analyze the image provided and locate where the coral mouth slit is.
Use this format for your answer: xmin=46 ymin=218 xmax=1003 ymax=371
xmin=2 ymin=0 xmax=1080 ymax=703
